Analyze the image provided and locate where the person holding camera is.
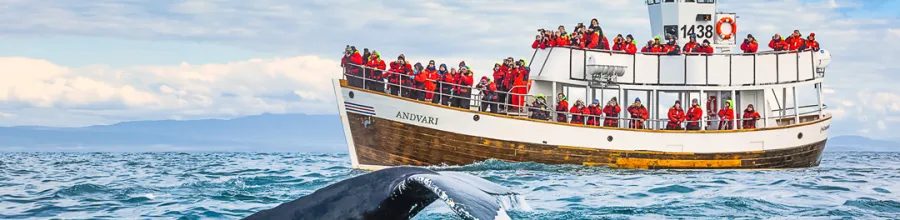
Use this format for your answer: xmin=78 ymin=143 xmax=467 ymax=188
xmin=627 ymin=98 xmax=649 ymax=129
xmin=741 ymin=34 xmax=759 ymax=53
xmin=603 ymin=97 xmax=621 ymax=127
xmin=768 ymin=34 xmax=789 ymax=51
xmin=365 ymin=51 xmax=386 ymax=92
xmin=696 ymin=39 xmax=714 ymax=54
xmin=454 ymin=67 xmax=474 ymax=109
xmin=683 ymin=34 xmax=699 ymax=53
xmin=476 ymin=76 xmax=498 ymax=113
xmin=801 ymin=33 xmax=820 ymax=52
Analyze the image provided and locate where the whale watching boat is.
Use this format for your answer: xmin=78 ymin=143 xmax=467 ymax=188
xmin=332 ymin=0 xmax=833 ymax=170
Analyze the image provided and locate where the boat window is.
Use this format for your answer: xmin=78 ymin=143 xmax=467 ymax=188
xmin=664 ymin=0 xmax=675 ymax=2
xmin=697 ymin=0 xmax=714 ymax=3
xmin=664 ymin=25 xmax=678 ymax=39
xmin=685 ymin=0 xmax=696 ymax=2
xmin=646 ymin=0 xmax=661 ymax=5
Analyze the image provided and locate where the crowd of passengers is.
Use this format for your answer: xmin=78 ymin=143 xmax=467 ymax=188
xmin=532 ymin=18 xmax=821 ymax=54
xmin=340 ymin=46 xmax=532 ymax=111
xmin=527 ymin=94 xmax=762 ymax=130
xmin=340 ymin=18 xmax=815 ymax=131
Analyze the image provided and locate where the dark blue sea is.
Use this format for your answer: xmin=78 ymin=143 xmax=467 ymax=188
xmin=1 ymin=152 xmax=898 ymax=219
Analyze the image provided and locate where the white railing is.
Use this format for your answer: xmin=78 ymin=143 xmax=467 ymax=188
xmin=531 ymin=46 xmax=821 ymax=87
xmin=341 ymin=63 xmax=824 ymax=131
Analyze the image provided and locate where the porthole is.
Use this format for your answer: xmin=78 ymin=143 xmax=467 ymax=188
xmin=607 ymin=136 xmax=614 ymax=142
xmin=348 ymin=91 xmax=355 ymax=99
xmin=797 ymin=132 xmax=803 ymax=139
xmin=473 ymin=115 xmax=480 ymax=121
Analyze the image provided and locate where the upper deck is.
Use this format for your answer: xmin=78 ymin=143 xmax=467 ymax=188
xmin=528 ymin=47 xmax=829 ymax=90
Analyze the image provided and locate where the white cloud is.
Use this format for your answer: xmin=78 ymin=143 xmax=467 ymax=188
xmin=0 ymin=56 xmax=342 ymax=126
xmin=827 ymin=108 xmax=846 ymax=120
xmin=877 ymin=120 xmax=888 ymax=131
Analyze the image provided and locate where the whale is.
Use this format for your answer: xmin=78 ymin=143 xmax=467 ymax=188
xmin=243 ymin=166 xmax=530 ymax=220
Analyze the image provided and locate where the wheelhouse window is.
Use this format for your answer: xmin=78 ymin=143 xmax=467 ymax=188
xmin=698 ymin=0 xmax=714 ymax=3
xmin=646 ymin=0 xmax=661 ymax=5
xmin=664 ymin=25 xmax=678 ymax=39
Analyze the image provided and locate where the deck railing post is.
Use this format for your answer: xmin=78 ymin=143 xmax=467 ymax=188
xmin=700 ymin=90 xmax=706 ymax=130
xmin=619 ymin=87 xmax=625 ymax=128
xmin=793 ymin=86 xmax=800 ymax=124
xmin=764 ymin=92 xmax=770 ymax=128
xmin=817 ymin=82 xmax=825 ymax=117
xmin=731 ymin=90 xmax=737 ymax=130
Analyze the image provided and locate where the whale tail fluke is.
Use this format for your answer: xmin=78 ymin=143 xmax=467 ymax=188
xmin=243 ymin=167 xmax=529 ymax=220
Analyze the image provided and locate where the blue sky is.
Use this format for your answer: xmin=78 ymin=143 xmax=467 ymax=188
xmin=0 ymin=0 xmax=898 ymax=138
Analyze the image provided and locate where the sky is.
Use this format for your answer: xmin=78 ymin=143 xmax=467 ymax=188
xmin=0 ymin=0 xmax=898 ymax=138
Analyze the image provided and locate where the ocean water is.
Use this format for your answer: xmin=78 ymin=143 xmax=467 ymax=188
xmin=0 ymin=152 xmax=898 ymax=219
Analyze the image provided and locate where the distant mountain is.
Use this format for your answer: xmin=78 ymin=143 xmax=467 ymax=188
xmin=827 ymin=135 xmax=900 ymax=152
xmin=0 ymin=114 xmax=347 ymax=152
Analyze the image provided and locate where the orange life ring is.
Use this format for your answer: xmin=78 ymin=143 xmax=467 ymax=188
xmin=716 ymin=17 xmax=736 ymax=40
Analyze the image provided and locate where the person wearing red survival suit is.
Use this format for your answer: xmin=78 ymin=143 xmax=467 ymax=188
xmin=385 ymin=55 xmax=409 ymax=96
xmin=768 ymin=34 xmax=789 ymax=51
xmin=454 ymin=67 xmax=474 ymax=109
xmin=628 ymin=98 xmax=649 ymax=129
xmin=510 ymin=60 xmax=530 ymax=111
xmin=348 ymin=46 xmax=364 ymax=88
xmin=624 ymin=35 xmax=637 ymax=54
xmin=476 ymin=76 xmax=498 ymax=113
xmin=785 ymin=30 xmax=804 ymax=51
xmin=496 ymin=61 xmax=510 ymax=110
xmin=741 ymin=34 xmax=759 ymax=53
xmin=556 ymin=93 xmax=569 ymax=123
xmin=685 ymin=99 xmax=703 ymax=130
xmin=341 ymin=46 xmax=351 ymax=78
xmin=612 ymin=34 xmax=626 ymax=52
xmin=420 ymin=61 xmax=439 ymax=103
xmin=437 ymin=64 xmax=454 ymax=105
xmin=801 ymin=33 xmax=820 ymax=52
xmin=683 ymin=34 xmax=699 ymax=54
xmin=411 ymin=62 xmax=427 ymax=101
xmin=641 ymin=40 xmax=655 ymax=53
xmin=667 ymin=100 xmax=686 ymax=130
xmin=587 ymin=99 xmax=602 ymax=126
xmin=532 ymin=35 xmax=546 ymax=50
xmin=569 ymin=99 xmax=586 ymax=125
xmin=365 ymin=51 xmax=386 ymax=92
xmin=717 ymin=100 xmax=736 ymax=130
xmin=742 ymin=104 xmax=761 ymax=129
xmin=695 ymin=39 xmax=714 ymax=54
xmin=556 ymin=32 xmax=570 ymax=47
xmin=603 ymin=97 xmax=621 ymax=127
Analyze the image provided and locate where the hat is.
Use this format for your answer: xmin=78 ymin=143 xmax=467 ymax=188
xmin=748 ymin=104 xmax=755 ymax=108
xmin=459 ymin=61 xmax=466 ymax=67
xmin=654 ymin=36 xmax=661 ymax=40
xmin=350 ymin=46 xmax=357 ymax=51
xmin=690 ymin=33 xmax=697 ymax=38
xmin=611 ymin=97 xmax=617 ymax=102
xmin=703 ymin=39 xmax=711 ymax=44
xmin=692 ymin=98 xmax=698 ymax=104
xmin=428 ymin=60 xmax=435 ymax=64
xmin=635 ymin=97 xmax=641 ymax=102
xmin=398 ymin=54 xmax=405 ymax=59
xmin=809 ymin=33 xmax=815 ymax=37
xmin=675 ymin=100 xmax=681 ymax=105
xmin=593 ymin=99 xmax=600 ymax=104
xmin=747 ymin=33 xmax=754 ymax=38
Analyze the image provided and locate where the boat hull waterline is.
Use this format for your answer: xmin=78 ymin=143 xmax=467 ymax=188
xmin=335 ymin=81 xmax=830 ymax=170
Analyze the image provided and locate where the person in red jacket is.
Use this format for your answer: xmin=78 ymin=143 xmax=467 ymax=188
xmin=641 ymin=40 xmax=655 ymax=53
xmin=742 ymin=104 xmax=761 ymax=129
xmin=603 ymin=97 xmax=621 ymax=127
xmin=683 ymin=34 xmax=699 ymax=53
xmin=416 ymin=60 xmax=439 ymax=101
xmin=365 ymin=51 xmax=386 ymax=92
xmin=628 ymin=98 xmax=649 ymax=129
xmin=497 ymin=61 xmax=510 ymax=110
xmin=348 ymin=46 xmax=364 ymax=88
xmin=556 ymin=32 xmax=570 ymax=47
xmin=717 ymin=100 xmax=736 ymax=130
xmin=684 ymin=99 xmax=703 ymax=130
xmin=556 ymin=93 xmax=569 ymax=123
xmin=802 ymin=33 xmax=820 ymax=52
xmin=741 ymin=34 xmax=759 ymax=53
xmin=652 ymin=36 xmax=664 ymax=52
xmin=437 ymin=64 xmax=455 ymax=105
xmin=454 ymin=67 xmax=474 ymax=109
xmin=695 ymin=39 xmax=714 ymax=54
xmin=583 ymin=28 xmax=600 ymax=49
xmin=341 ymin=46 xmax=351 ymax=75
xmin=624 ymin=35 xmax=637 ymax=54
xmin=785 ymin=30 xmax=804 ymax=51
xmin=597 ymin=29 xmax=610 ymax=50
xmin=510 ymin=60 xmax=530 ymax=111
xmin=666 ymin=100 xmax=686 ymax=130
xmin=611 ymin=34 xmax=625 ymax=52
xmin=586 ymin=99 xmax=602 ymax=126
xmin=476 ymin=76 xmax=498 ymax=113
xmin=531 ymin=35 xmax=546 ymax=49
xmin=569 ymin=100 xmax=586 ymax=125
xmin=768 ymin=34 xmax=789 ymax=51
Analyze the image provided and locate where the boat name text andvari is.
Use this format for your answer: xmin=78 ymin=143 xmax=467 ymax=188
xmin=396 ymin=111 xmax=439 ymax=125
